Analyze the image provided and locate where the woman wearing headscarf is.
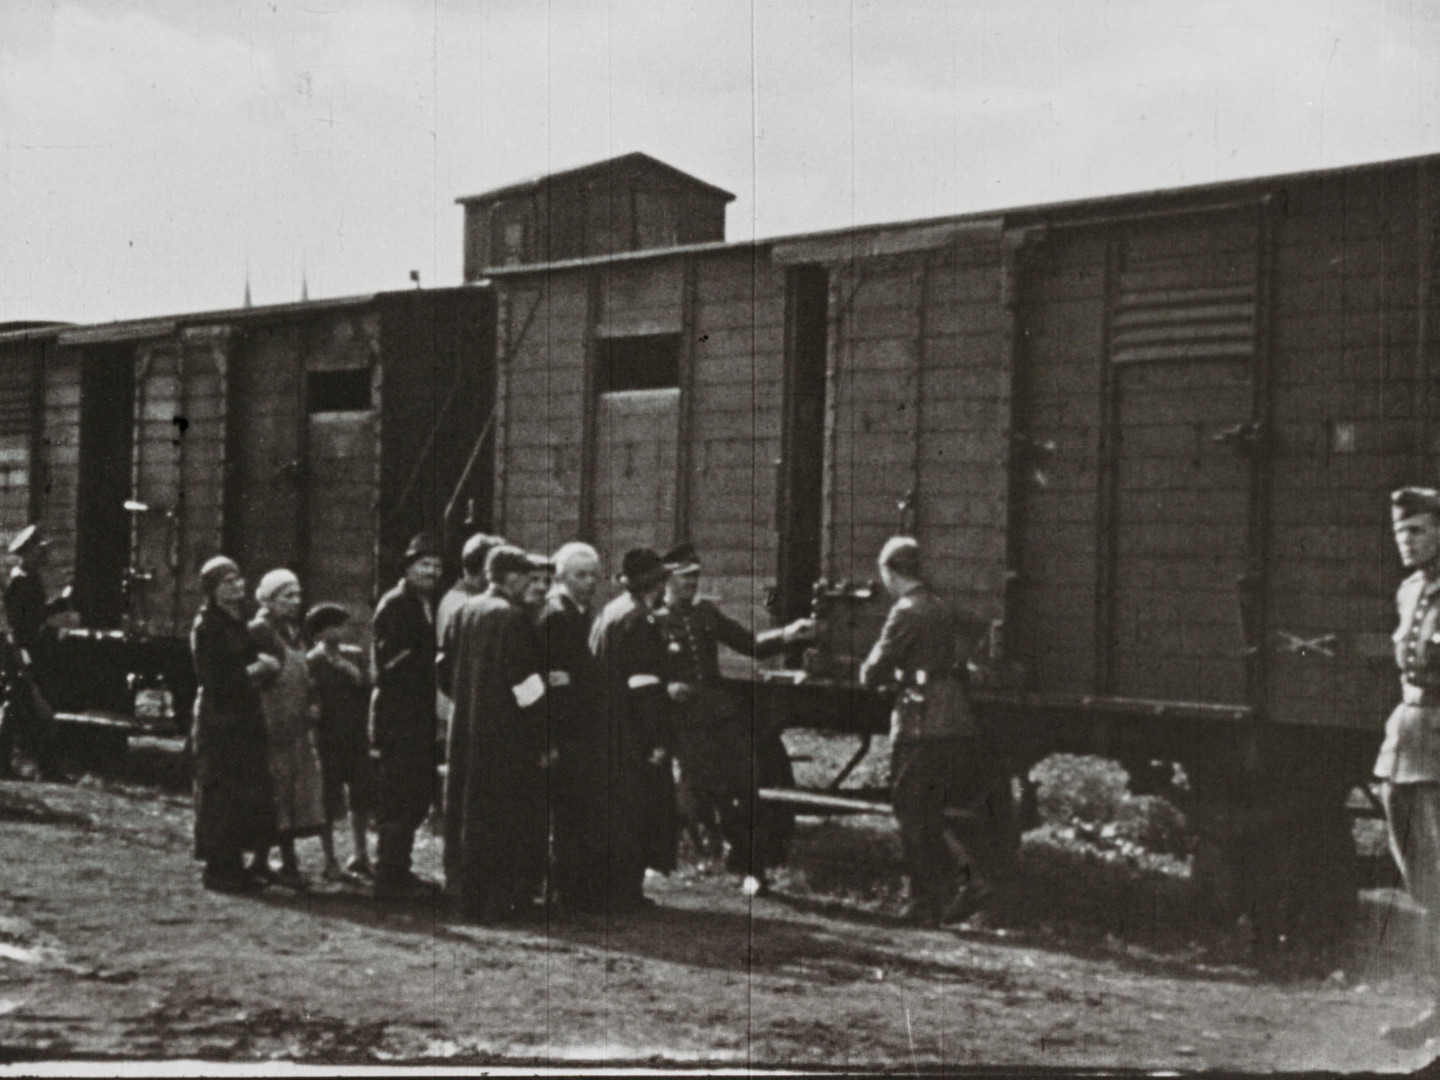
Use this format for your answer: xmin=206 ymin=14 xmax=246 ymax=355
xmin=190 ymin=556 xmax=277 ymax=893
xmin=249 ymin=568 xmax=327 ymax=890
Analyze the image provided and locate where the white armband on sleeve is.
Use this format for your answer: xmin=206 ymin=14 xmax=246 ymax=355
xmin=512 ymin=673 xmax=545 ymax=708
xmin=547 ymin=670 xmax=571 ymax=688
xmin=627 ymin=673 xmax=661 ymax=690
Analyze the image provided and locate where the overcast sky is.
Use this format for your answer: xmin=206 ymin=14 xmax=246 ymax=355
xmin=2 ymin=0 xmax=1438 ymax=324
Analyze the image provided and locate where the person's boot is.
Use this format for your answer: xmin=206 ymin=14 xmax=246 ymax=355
xmin=942 ymin=879 xmax=995 ymax=926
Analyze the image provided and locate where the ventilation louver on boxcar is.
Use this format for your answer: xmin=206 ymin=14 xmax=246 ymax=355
xmin=1108 ymin=283 xmax=1257 ymax=364
xmin=0 ymin=360 xmax=32 ymax=436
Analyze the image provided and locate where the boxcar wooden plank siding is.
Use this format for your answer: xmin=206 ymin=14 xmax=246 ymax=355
xmin=41 ymin=350 xmax=83 ymax=590
xmin=1257 ymin=165 xmax=1427 ymax=728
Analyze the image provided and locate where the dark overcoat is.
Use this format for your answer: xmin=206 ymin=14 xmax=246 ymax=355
xmin=370 ymin=580 xmax=437 ymax=751
xmin=537 ymin=589 xmax=605 ymax=907
xmin=370 ymin=579 xmax=438 ymax=835
xmin=439 ymin=589 xmax=547 ymax=917
xmin=190 ymin=601 xmax=276 ymax=860
xmin=591 ymin=591 xmax=677 ymax=890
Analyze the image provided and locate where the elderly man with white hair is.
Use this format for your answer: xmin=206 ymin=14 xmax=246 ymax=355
xmin=535 ymin=542 xmax=608 ymax=913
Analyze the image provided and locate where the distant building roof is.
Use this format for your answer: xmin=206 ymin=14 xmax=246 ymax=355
xmin=455 ymin=151 xmax=735 ymax=206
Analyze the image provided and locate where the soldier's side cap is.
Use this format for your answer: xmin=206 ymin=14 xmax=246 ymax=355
xmin=525 ymin=553 xmax=554 ymax=573
xmin=662 ymin=542 xmax=701 ymax=575
xmin=1392 ymin=487 xmax=1440 ymax=521
xmin=401 ymin=532 xmax=440 ymax=567
xmin=7 ymin=524 xmax=40 ymax=556
xmin=619 ymin=547 xmax=668 ymax=591
xmin=304 ymin=602 xmax=351 ymax=637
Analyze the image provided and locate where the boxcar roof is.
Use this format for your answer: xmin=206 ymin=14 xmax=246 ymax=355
xmin=0 ymin=285 xmax=487 ymax=347
xmin=455 ymin=150 xmax=736 ymax=206
xmin=483 ymin=148 xmax=1440 ymax=279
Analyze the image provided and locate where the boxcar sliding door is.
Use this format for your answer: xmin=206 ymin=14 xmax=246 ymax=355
xmin=1105 ymin=210 xmax=1260 ymax=705
xmin=1011 ymin=207 xmax=1263 ymax=706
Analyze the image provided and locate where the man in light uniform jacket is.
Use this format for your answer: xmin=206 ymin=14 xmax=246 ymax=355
xmin=1379 ymin=487 xmax=1440 ymax=1048
xmin=859 ymin=536 xmax=1016 ymax=928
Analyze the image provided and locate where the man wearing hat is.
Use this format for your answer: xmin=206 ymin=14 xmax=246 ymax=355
xmin=657 ymin=542 xmax=816 ymax=894
xmin=438 ymin=544 xmax=551 ymax=921
xmin=0 ymin=524 xmax=69 ymax=779
xmin=588 ymin=547 xmax=677 ymax=913
xmin=369 ymin=532 xmax=443 ymax=901
xmin=1378 ymin=488 xmax=1440 ymax=1047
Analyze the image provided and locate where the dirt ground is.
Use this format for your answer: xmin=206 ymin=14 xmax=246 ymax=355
xmin=0 ymin=746 xmax=1433 ymax=1072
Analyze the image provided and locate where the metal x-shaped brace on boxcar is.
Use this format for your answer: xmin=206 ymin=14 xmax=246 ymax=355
xmin=1275 ymin=630 xmax=1339 ymax=658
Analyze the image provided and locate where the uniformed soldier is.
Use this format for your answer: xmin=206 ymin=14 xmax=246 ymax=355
xmin=0 ymin=524 xmax=70 ymax=779
xmin=858 ymin=535 xmax=1016 ymax=928
xmin=657 ymin=542 xmax=815 ymax=895
xmin=370 ymin=532 xmax=444 ymax=902
xmin=1378 ymin=488 xmax=1440 ymax=1048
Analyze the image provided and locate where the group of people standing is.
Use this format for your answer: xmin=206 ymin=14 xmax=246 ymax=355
xmin=190 ymin=559 xmax=375 ymax=893
xmin=187 ymin=529 xmax=819 ymax=919
xmin=435 ymin=535 xmax=817 ymax=919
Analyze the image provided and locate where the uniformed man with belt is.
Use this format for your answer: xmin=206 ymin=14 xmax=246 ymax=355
xmin=1379 ymin=487 xmax=1440 ymax=1047
xmin=657 ymin=542 xmax=815 ymax=895
xmin=859 ymin=535 xmax=1016 ymax=928
xmin=0 ymin=525 xmax=69 ymax=779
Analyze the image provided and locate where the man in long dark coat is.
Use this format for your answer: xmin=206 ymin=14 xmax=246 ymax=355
xmin=656 ymin=542 xmax=815 ymax=894
xmin=589 ymin=547 xmax=676 ymax=913
xmin=370 ymin=532 xmax=443 ymax=902
xmin=537 ymin=542 xmax=605 ymax=913
xmin=439 ymin=545 xmax=548 ymax=922
xmin=436 ymin=531 xmax=505 ymax=890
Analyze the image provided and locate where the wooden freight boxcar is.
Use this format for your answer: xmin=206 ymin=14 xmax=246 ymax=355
xmin=0 ymin=286 xmax=495 ymax=739
xmin=480 ymin=151 xmax=1440 ymax=938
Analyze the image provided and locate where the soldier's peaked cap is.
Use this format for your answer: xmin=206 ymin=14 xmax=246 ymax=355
xmin=619 ymin=547 xmax=668 ymax=591
xmin=7 ymin=524 xmax=41 ymax=556
xmin=1392 ymin=487 xmax=1440 ymax=522
xmin=662 ymin=542 xmax=701 ymax=574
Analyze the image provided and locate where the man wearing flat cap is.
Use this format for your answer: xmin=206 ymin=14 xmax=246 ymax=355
xmin=588 ymin=547 xmax=677 ymax=913
xmin=369 ymin=532 xmax=443 ymax=901
xmin=439 ymin=545 xmax=549 ymax=922
xmin=0 ymin=524 xmax=69 ymax=779
xmin=657 ymin=542 xmax=816 ymax=894
xmin=1379 ymin=488 xmax=1440 ymax=1046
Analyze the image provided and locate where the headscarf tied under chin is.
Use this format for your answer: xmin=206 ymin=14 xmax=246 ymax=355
xmin=254 ymin=568 xmax=300 ymax=610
